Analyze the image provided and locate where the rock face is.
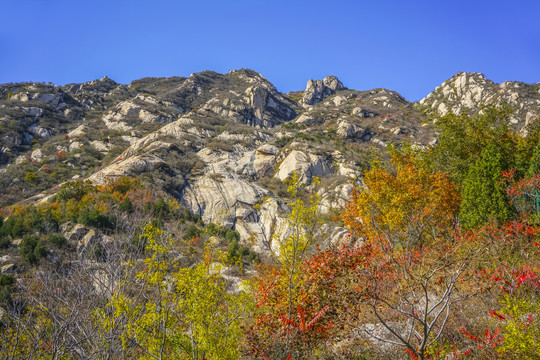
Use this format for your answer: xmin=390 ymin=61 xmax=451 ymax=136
xmin=419 ymin=72 xmax=540 ymax=130
xmin=275 ymin=150 xmax=332 ymax=184
xmin=302 ymin=76 xmax=346 ymax=105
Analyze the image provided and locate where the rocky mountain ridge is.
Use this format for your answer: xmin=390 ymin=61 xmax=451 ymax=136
xmin=419 ymin=71 xmax=540 ymax=132
xmin=1 ymin=69 xmax=539 ymax=252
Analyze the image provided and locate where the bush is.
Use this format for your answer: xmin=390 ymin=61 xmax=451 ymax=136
xmin=78 ymin=209 xmax=115 ymax=230
xmin=225 ymin=229 xmax=240 ymax=243
xmin=48 ymin=233 xmax=67 ymax=247
xmin=56 ymin=180 xmax=95 ymax=202
xmin=118 ymin=198 xmax=134 ymax=213
xmin=0 ymin=237 xmax=11 ymax=249
xmin=0 ymin=274 xmax=17 ymax=306
xmin=1 ymin=215 xmax=24 ymax=238
xmin=20 ymin=234 xmax=46 ymax=265
xmin=145 ymin=198 xmax=169 ymax=219
xmin=183 ymin=224 xmax=202 ymax=240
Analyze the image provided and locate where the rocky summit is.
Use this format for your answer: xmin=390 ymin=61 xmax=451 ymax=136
xmin=0 ymin=69 xmax=539 ymax=251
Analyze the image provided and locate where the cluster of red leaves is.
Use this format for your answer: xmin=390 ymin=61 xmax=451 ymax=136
xmin=248 ymin=246 xmax=367 ymax=357
xmin=503 ymin=170 xmax=540 ymax=217
xmin=453 ymin=217 xmax=540 ymax=358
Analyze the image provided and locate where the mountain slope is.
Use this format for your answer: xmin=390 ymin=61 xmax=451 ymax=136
xmin=1 ymin=69 xmax=538 ymax=251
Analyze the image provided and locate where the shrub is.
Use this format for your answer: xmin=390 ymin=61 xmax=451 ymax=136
xmin=0 ymin=237 xmax=11 ymax=249
xmin=1 ymin=215 xmax=25 ymax=238
xmin=0 ymin=274 xmax=16 ymax=305
xmin=48 ymin=233 xmax=67 ymax=247
xmin=118 ymin=198 xmax=134 ymax=213
xmin=20 ymin=234 xmax=46 ymax=265
xmin=78 ymin=209 xmax=115 ymax=230
xmin=183 ymin=224 xmax=202 ymax=240
xmin=56 ymin=180 xmax=95 ymax=202
xmin=225 ymin=229 xmax=240 ymax=243
xmin=25 ymin=172 xmax=38 ymax=182
xmin=145 ymin=198 xmax=169 ymax=219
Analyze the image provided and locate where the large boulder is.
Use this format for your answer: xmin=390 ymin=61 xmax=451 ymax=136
xmin=254 ymin=144 xmax=278 ymax=177
xmin=181 ymin=172 xmax=270 ymax=228
xmin=1 ymin=264 xmax=16 ymax=275
xmin=275 ymin=150 xmax=332 ymax=184
xmin=336 ymin=119 xmax=367 ymax=140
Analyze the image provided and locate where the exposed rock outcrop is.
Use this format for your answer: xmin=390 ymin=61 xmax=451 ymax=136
xmin=275 ymin=150 xmax=332 ymax=184
xmin=302 ymin=76 xmax=346 ymax=105
xmin=419 ymin=72 xmax=540 ymax=130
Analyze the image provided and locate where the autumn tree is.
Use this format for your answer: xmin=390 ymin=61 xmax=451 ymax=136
xmin=343 ymin=151 xmax=460 ymax=245
xmin=95 ymin=223 xmax=253 ymax=360
xmin=342 ymin=152 xmax=473 ymax=360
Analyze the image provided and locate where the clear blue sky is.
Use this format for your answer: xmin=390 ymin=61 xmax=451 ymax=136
xmin=1 ymin=0 xmax=539 ymax=101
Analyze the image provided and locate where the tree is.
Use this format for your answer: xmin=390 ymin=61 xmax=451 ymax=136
xmin=424 ymin=106 xmax=516 ymax=185
xmin=459 ymin=142 xmax=514 ymax=228
xmin=95 ymin=223 xmax=252 ymax=360
xmin=249 ymin=245 xmax=366 ymax=359
xmin=526 ymin=139 xmax=540 ymax=177
xmin=269 ymin=173 xmax=323 ymax=355
xmin=341 ymin=153 xmax=473 ymax=360
xmin=343 ymin=152 xmax=460 ymax=245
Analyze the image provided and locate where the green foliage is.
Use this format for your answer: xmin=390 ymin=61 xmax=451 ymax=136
xmin=459 ymin=142 xmax=514 ymax=228
xmin=56 ymin=180 xmax=95 ymax=202
xmin=424 ymin=107 xmax=516 ymax=185
xmin=78 ymin=208 xmax=115 ymax=230
xmin=183 ymin=224 xmax=202 ymax=240
xmin=497 ymin=294 xmax=540 ymax=356
xmin=227 ymin=235 xmax=255 ymax=263
xmin=225 ymin=229 xmax=240 ymax=243
xmin=205 ymin=222 xmax=226 ymax=237
xmin=95 ymin=223 xmax=253 ymax=359
xmin=118 ymin=198 xmax=133 ymax=212
xmin=526 ymin=139 xmax=540 ymax=177
xmin=144 ymin=197 xmax=169 ymax=219
xmin=48 ymin=233 xmax=67 ymax=247
xmin=0 ymin=274 xmax=16 ymax=305
xmin=20 ymin=234 xmax=46 ymax=265
xmin=25 ymin=171 xmax=38 ymax=183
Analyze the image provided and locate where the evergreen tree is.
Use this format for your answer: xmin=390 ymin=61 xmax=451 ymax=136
xmin=459 ymin=142 xmax=513 ymax=228
xmin=526 ymin=140 xmax=540 ymax=177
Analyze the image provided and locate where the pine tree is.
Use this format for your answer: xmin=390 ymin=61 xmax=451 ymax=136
xmin=459 ymin=142 xmax=513 ymax=228
xmin=526 ymin=140 xmax=540 ymax=177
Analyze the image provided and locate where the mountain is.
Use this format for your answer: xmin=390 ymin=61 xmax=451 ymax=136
xmin=418 ymin=72 xmax=540 ymax=132
xmin=0 ymin=70 xmax=538 ymax=253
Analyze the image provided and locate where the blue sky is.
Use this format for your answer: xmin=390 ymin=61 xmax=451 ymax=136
xmin=1 ymin=0 xmax=539 ymax=101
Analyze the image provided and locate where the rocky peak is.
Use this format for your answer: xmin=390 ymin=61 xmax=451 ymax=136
xmin=419 ymin=72 xmax=540 ymax=130
xmin=302 ymin=76 xmax=346 ymax=105
xmin=64 ymin=76 xmax=119 ymax=94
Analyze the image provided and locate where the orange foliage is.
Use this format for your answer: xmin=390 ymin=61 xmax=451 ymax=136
xmin=342 ymin=153 xmax=460 ymax=244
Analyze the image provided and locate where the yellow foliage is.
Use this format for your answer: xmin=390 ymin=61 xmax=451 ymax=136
xmin=343 ymin=153 xmax=460 ymax=244
xmin=95 ymin=223 xmax=253 ymax=359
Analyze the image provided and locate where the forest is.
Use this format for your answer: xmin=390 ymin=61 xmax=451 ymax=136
xmin=0 ymin=107 xmax=539 ymax=359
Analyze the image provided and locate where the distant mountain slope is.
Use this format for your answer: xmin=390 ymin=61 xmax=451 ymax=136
xmin=419 ymin=72 xmax=540 ymax=131
xmin=0 ymin=69 xmax=538 ymax=249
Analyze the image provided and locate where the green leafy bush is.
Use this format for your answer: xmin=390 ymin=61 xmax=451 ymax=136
xmin=78 ymin=209 xmax=115 ymax=230
xmin=56 ymin=180 xmax=95 ymax=202
xmin=183 ymin=224 xmax=202 ymax=240
xmin=20 ymin=234 xmax=47 ymax=265
xmin=48 ymin=233 xmax=67 ymax=247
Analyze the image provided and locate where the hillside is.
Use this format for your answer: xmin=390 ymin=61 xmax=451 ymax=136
xmin=0 ymin=70 xmax=539 ymax=359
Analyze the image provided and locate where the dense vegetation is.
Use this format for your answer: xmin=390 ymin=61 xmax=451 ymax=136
xmin=0 ymin=108 xmax=539 ymax=359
